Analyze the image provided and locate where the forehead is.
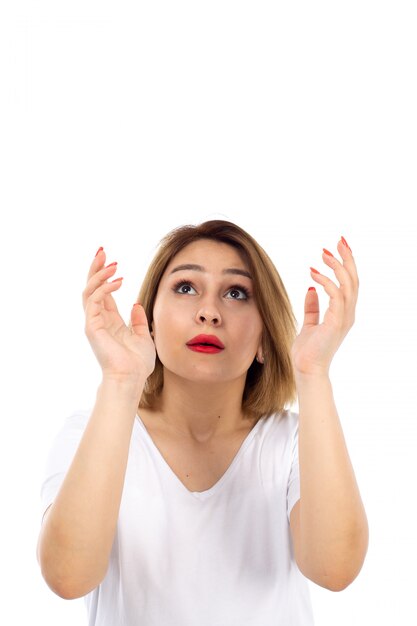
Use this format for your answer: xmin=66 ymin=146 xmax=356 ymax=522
xmin=164 ymin=239 xmax=249 ymax=274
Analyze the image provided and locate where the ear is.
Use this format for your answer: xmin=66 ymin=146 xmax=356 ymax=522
xmin=256 ymin=347 xmax=264 ymax=364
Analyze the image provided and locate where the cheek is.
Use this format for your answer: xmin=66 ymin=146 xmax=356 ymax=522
xmin=153 ymin=300 xmax=187 ymax=350
xmin=243 ymin=309 xmax=263 ymax=336
xmin=233 ymin=313 xmax=263 ymax=350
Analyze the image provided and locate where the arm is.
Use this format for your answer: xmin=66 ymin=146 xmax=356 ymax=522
xmin=37 ymin=247 xmax=155 ymax=599
xmin=37 ymin=377 xmax=145 ymax=599
xmin=290 ymin=374 xmax=368 ymax=591
xmin=290 ymin=237 xmax=368 ymax=591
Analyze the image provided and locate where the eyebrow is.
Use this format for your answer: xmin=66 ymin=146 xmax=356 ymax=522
xmin=169 ymin=263 xmax=253 ymax=280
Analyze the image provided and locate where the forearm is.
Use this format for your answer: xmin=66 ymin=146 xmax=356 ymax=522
xmin=295 ymin=373 xmax=369 ymax=589
xmin=38 ymin=377 xmax=145 ymax=599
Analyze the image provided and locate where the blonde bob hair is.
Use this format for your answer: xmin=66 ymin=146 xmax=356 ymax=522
xmin=130 ymin=220 xmax=297 ymax=421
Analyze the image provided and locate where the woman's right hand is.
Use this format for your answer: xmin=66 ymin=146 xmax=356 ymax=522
xmin=82 ymin=248 xmax=156 ymax=383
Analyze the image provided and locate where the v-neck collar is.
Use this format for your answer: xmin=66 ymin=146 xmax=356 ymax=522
xmin=134 ymin=414 xmax=264 ymax=501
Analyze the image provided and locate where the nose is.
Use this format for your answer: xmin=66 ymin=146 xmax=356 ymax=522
xmin=195 ymin=303 xmax=222 ymax=326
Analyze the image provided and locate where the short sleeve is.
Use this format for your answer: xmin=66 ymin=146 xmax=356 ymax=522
xmin=40 ymin=410 xmax=90 ymax=521
xmin=286 ymin=421 xmax=301 ymax=523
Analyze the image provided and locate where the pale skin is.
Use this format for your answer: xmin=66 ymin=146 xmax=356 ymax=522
xmin=290 ymin=239 xmax=369 ymax=591
xmin=144 ymin=239 xmax=264 ymax=442
xmin=37 ymin=236 xmax=368 ymax=598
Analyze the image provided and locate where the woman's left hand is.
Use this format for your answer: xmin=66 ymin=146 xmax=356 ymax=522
xmin=291 ymin=237 xmax=359 ymax=378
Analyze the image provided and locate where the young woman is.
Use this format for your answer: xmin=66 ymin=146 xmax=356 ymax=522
xmin=38 ymin=220 xmax=368 ymax=625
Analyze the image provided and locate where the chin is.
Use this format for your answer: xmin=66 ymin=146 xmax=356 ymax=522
xmin=165 ymin=364 xmax=247 ymax=386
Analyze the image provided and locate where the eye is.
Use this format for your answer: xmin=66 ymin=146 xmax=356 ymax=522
xmin=173 ymin=280 xmax=197 ymax=295
xmin=225 ymin=285 xmax=250 ymax=300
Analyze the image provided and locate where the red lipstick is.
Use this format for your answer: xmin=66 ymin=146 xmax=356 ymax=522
xmin=186 ymin=334 xmax=225 ymax=354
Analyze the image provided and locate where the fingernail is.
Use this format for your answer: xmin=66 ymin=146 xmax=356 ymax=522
xmin=310 ymin=267 xmax=320 ymax=274
xmin=323 ymin=248 xmax=334 ymax=257
xmin=105 ymin=262 xmax=118 ymax=268
xmin=111 ymin=277 xmax=123 ymax=283
xmin=341 ymin=236 xmax=352 ymax=252
xmin=95 ymin=246 xmax=103 ymax=257
xmin=133 ymin=303 xmax=141 ymax=307
xmin=308 ymin=286 xmax=316 ymax=291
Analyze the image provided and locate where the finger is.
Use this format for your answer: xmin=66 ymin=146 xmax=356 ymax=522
xmin=88 ymin=247 xmax=107 ymax=281
xmin=130 ymin=303 xmax=151 ymax=336
xmin=309 ymin=268 xmax=345 ymax=324
xmin=302 ymin=287 xmax=320 ymax=327
xmin=84 ymin=278 xmax=124 ymax=326
xmin=337 ymin=236 xmax=359 ymax=293
xmin=82 ymin=262 xmax=120 ymax=311
xmin=83 ymin=247 xmax=108 ymax=311
xmin=321 ymin=248 xmax=354 ymax=302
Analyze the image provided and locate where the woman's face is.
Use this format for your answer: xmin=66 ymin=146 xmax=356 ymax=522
xmin=151 ymin=239 xmax=263 ymax=385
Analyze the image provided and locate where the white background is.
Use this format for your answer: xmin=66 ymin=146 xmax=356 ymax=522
xmin=1 ymin=1 xmax=416 ymax=624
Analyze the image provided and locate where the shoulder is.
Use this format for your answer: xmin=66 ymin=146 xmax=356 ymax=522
xmin=258 ymin=408 xmax=299 ymax=439
xmin=46 ymin=409 xmax=92 ymax=454
xmin=254 ymin=409 xmax=300 ymax=472
xmin=42 ymin=408 xmax=92 ymax=468
xmin=59 ymin=408 xmax=91 ymax=431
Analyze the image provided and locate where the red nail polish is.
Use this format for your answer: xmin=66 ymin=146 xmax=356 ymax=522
xmin=308 ymin=286 xmax=316 ymax=291
xmin=341 ymin=236 xmax=352 ymax=252
xmin=95 ymin=247 xmax=103 ymax=257
xmin=323 ymin=248 xmax=334 ymax=257
xmin=310 ymin=267 xmax=320 ymax=274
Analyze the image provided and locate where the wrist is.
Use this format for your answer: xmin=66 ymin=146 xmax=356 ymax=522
xmin=100 ymin=375 xmax=146 ymax=400
xmin=294 ymin=371 xmax=335 ymax=414
xmin=294 ymin=368 xmax=331 ymax=386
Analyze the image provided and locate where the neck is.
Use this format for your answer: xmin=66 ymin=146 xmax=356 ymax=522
xmin=153 ymin=369 xmax=253 ymax=443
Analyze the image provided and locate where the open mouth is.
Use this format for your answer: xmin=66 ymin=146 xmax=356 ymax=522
xmin=186 ymin=334 xmax=225 ymax=350
xmin=186 ymin=334 xmax=225 ymax=354
xmin=187 ymin=344 xmax=224 ymax=354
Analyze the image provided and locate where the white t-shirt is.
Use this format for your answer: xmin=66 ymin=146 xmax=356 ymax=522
xmin=40 ymin=409 xmax=315 ymax=625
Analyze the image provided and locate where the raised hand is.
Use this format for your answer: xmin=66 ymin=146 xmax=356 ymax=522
xmin=291 ymin=237 xmax=359 ymax=377
xmin=82 ymin=247 xmax=156 ymax=383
